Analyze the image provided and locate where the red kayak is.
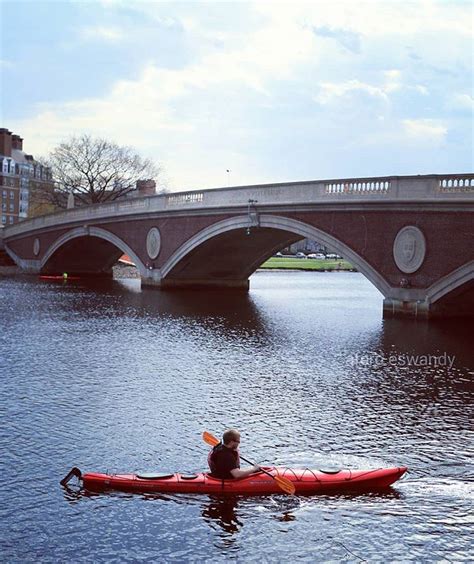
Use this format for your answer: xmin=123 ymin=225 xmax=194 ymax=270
xmin=63 ymin=466 xmax=407 ymax=495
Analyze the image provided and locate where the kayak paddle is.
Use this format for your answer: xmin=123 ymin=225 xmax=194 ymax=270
xmin=202 ymin=431 xmax=296 ymax=495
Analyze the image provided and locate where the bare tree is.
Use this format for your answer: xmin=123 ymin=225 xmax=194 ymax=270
xmin=43 ymin=134 xmax=161 ymax=207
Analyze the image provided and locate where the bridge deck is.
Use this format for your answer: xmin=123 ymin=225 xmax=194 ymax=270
xmin=3 ymin=173 xmax=474 ymax=239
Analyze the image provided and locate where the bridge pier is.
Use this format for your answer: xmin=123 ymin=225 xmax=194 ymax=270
xmin=383 ymin=298 xmax=430 ymax=320
xmin=383 ymin=297 xmax=474 ymax=320
xmin=383 ymin=273 xmax=474 ymax=319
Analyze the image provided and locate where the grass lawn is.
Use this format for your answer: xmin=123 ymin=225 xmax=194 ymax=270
xmin=259 ymin=257 xmax=355 ymax=271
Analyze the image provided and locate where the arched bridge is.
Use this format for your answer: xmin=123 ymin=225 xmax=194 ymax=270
xmin=2 ymin=173 xmax=474 ymax=319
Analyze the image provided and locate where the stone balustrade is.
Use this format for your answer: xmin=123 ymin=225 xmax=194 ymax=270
xmin=4 ymin=173 xmax=473 ymax=239
xmin=325 ymin=180 xmax=391 ymax=194
xmin=438 ymin=177 xmax=474 ymax=191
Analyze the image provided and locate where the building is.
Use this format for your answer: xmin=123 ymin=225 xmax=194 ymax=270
xmin=281 ymin=238 xmax=328 ymax=254
xmin=126 ymin=179 xmax=157 ymax=198
xmin=0 ymin=128 xmax=54 ymax=225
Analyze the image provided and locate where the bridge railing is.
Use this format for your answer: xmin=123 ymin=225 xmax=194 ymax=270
xmin=438 ymin=176 xmax=474 ymax=191
xmin=3 ymin=173 xmax=473 ymax=238
xmin=325 ymin=176 xmax=474 ymax=195
xmin=161 ymin=173 xmax=474 ymax=207
xmin=325 ymin=179 xmax=391 ymax=194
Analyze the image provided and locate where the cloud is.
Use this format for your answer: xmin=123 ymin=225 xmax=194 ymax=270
xmin=383 ymin=70 xmax=402 ymax=93
xmin=312 ymin=25 xmax=361 ymax=53
xmin=403 ymin=119 xmax=447 ymax=142
xmin=7 ymin=0 xmax=472 ymax=188
xmin=414 ymin=85 xmax=429 ymax=95
xmin=449 ymin=93 xmax=474 ymax=111
xmin=79 ymin=25 xmax=124 ymax=42
xmin=314 ymin=79 xmax=389 ymax=105
xmin=254 ymin=0 xmax=472 ymax=38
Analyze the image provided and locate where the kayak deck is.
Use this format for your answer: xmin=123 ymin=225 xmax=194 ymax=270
xmin=79 ymin=466 xmax=407 ymax=495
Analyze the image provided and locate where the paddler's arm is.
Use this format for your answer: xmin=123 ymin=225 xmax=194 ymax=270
xmin=230 ymin=465 xmax=261 ymax=479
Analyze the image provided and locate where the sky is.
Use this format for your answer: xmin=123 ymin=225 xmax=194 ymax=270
xmin=1 ymin=0 xmax=473 ymax=191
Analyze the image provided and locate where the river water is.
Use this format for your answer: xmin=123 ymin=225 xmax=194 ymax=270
xmin=1 ymin=271 xmax=472 ymax=562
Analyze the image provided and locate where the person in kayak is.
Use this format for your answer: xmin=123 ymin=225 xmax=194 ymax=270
xmin=208 ymin=429 xmax=261 ymax=479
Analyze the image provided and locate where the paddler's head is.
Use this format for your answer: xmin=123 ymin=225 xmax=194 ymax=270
xmin=222 ymin=429 xmax=241 ymax=450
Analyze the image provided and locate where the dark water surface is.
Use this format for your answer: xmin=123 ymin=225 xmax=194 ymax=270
xmin=1 ymin=272 xmax=473 ymax=562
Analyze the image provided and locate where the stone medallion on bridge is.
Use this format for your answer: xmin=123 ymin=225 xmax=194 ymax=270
xmin=146 ymin=227 xmax=161 ymax=260
xmin=33 ymin=238 xmax=40 ymax=256
xmin=393 ymin=226 xmax=426 ymax=273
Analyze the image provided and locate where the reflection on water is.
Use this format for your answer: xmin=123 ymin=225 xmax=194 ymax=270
xmin=202 ymin=496 xmax=243 ymax=539
xmin=1 ymin=272 xmax=473 ymax=562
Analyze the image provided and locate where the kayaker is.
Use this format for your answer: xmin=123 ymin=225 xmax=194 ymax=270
xmin=208 ymin=429 xmax=261 ymax=479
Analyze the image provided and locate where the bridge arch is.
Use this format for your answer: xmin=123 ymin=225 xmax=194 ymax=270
xmin=426 ymin=261 xmax=474 ymax=304
xmin=41 ymin=226 xmax=147 ymax=276
xmin=161 ymin=215 xmax=392 ymax=296
xmin=425 ymin=261 xmax=474 ymax=316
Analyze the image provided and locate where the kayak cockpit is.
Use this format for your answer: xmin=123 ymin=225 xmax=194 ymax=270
xmin=61 ymin=465 xmax=408 ymax=495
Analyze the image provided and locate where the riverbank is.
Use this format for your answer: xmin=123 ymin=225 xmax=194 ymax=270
xmin=259 ymin=257 xmax=356 ymax=271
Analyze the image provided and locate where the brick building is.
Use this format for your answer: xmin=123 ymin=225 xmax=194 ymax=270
xmin=127 ymin=179 xmax=157 ymax=198
xmin=0 ymin=128 xmax=54 ymax=225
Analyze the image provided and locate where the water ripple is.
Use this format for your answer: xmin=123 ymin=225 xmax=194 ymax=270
xmin=1 ymin=273 xmax=473 ymax=562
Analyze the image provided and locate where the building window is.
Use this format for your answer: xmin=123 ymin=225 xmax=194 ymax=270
xmin=9 ymin=216 xmax=14 ymax=224
xmin=10 ymin=203 xmax=14 ymax=212
xmin=10 ymin=190 xmax=14 ymax=199
xmin=2 ymin=203 xmax=6 ymax=211
xmin=1 ymin=216 xmax=6 ymax=224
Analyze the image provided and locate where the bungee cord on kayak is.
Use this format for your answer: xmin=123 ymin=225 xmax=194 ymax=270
xmin=60 ymin=430 xmax=406 ymax=496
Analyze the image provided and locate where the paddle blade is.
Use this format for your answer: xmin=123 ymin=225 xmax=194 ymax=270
xmin=202 ymin=431 xmax=220 ymax=447
xmin=274 ymin=474 xmax=296 ymax=495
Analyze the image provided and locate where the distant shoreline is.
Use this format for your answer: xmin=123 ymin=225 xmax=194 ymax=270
xmin=256 ymin=268 xmax=356 ymax=273
xmin=258 ymin=257 xmax=356 ymax=272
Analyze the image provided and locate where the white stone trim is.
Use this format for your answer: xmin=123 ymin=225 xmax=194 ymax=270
xmin=262 ymin=216 xmax=391 ymax=296
xmin=425 ymin=260 xmax=474 ymax=304
xmin=161 ymin=216 xmax=247 ymax=278
xmin=161 ymin=214 xmax=392 ymax=296
xmin=146 ymin=227 xmax=161 ymax=260
xmin=4 ymin=244 xmax=40 ymax=272
xmin=393 ymin=226 xmax=426 ymax=274
xmin=3 ymin=173 xmax=473 ymax=239
xmin=41 ymin=226 xmax=147 ymax=275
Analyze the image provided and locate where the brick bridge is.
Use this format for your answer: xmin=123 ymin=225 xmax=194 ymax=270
xmin=1 ymin=173 xmax=473 ymax=319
